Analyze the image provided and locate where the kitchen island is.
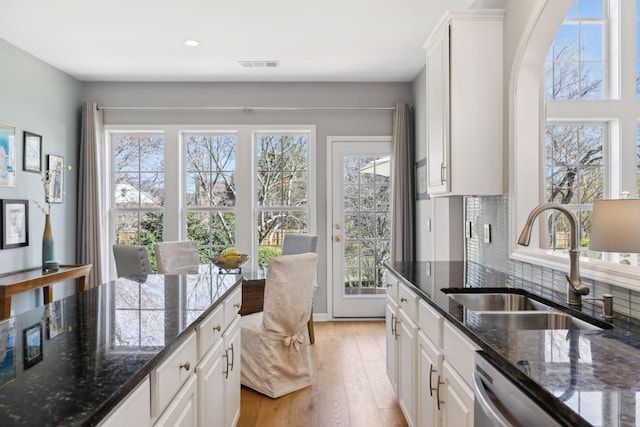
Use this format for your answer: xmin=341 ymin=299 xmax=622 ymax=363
xmin=0 ymin=269 xmax=242 ymax=426
xmin=385 ymin=261 xmax=640 ymax=427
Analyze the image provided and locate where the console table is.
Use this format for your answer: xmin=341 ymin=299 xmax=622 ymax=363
xmin=0 ymin=264 xmax=92 ymax=319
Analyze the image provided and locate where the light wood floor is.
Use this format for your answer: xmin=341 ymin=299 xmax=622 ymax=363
xmin=237 ymin=321 xmax=408 ymax=427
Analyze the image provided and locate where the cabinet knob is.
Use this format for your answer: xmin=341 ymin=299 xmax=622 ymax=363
xmin=180 ymin=361 xmax=191 ymax=371
xmin=400 ymin=297 xmax=407 ymax=303
xmin=234 ymin=302 xmax=241 ymax=309
xmin=213 ymin=324 xmax=221 ymax=332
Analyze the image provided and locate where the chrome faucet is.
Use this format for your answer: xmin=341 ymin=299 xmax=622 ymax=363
xmin=517 ymin=202 xmax=590 ymax=309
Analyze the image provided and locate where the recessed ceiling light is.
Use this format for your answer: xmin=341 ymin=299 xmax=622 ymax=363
xmin=184 ymin=40 xmax=200 ymax=47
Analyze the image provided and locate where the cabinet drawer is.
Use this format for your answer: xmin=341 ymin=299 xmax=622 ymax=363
xmin=197 ymin=304 xmax=224 ymax=360
xmin=224 ymin=286 xmax=242 ymax=329
xmin=398 ymin=282 xmax=418 ymax=322
xmin=152 ymin=331 xmax=197 ymax=418
xmin=419 ymin=299 xmax=443 ymax=349
xmin=384 ymin=270 xmax=399 ymax=304
xmin=442 ymin=322 xmax=479 ymax=387
xmin=99 ymin=377 xmax=151 ymax=427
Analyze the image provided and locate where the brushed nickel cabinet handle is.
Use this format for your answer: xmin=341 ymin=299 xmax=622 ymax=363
xmin=436 ymin=375 xmax=445 ymax=410
xmin=213 ymin=324 xmax=221 ymax=332
xmin=180 ymin=361 xmax=191 ymax=371
xmin=400 ymin=297 xmax=407 ymax=303
xmin=234 ymin=302 xmax=241 ymax=309
xmin=429 ymin=364 xmax=437 ymax=396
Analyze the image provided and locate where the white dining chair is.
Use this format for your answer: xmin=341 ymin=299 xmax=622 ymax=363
xmin=112 ymin=245 xmax=153 ymax=277
xmin=154 ymin=241 xmax=200 ymax=274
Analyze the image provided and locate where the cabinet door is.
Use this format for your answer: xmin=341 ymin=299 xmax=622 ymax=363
xmin=223 ymin=317 xmax=241 ymax=427
xmin=197 ymin=339 xmax=225 ymax=427
xmin=398 ymin=309 xmax=418 ymax=427
xmin=154 ymin=375 xmax=198 ymax=427
xmin=441 ymin=361 xmax=474 ymax=427
xmin=418 ymin=332 xmax=443 ymax=427
xmin=426 ymin=22 xmax=450 ymax=195
xmin=385 ymin=298 xmax=399 ymax=393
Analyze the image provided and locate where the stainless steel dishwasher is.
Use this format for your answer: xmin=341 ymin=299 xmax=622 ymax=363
xmin=474 ymin=351 xmax=563 ymax=427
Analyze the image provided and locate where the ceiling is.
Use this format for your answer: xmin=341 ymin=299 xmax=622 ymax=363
xmin=0 ymin=0 xmax=475 ymax=82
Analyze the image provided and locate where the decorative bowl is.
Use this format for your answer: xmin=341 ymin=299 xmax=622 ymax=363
xmin=210 ymin=253 xmax=250 ymax=272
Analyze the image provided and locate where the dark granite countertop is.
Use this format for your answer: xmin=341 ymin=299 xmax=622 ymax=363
xmin=0 ymin=270 xmax=242 ymax=426
xmin=385 ymin=261 xmax=640 ymax=427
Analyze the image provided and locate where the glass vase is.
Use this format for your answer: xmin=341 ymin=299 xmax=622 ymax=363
xmin=42 ymin=214 xmax=54 ymax=270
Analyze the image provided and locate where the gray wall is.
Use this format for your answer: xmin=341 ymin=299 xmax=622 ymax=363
xmin=82 ymin=81 xmax=413 ymax=314
xmin=0 ymin=38 xmax=82 ymax=314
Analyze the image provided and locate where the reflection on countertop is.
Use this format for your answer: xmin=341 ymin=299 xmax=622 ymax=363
xmin=0 ymin=271 xmax=241 ymax=426
xmin=385 ymin=261 xmax=640 ymax=427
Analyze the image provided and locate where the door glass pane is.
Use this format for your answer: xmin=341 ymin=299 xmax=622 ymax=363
xmin=343 ymin=155 xmax=391 ymax=296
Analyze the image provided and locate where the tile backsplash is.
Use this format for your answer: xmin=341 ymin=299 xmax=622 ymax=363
xmin=465 ymin=195 xmax=640 ymax=324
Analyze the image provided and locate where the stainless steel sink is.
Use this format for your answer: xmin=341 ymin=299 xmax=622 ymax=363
xmin=472 ymin=311 xmax=602 ymax=331
xmin=447 ymin=292 xmax=550 ymax=311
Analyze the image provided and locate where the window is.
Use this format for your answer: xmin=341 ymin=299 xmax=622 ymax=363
xmin=255 ymin=133 xmax=310 ymax=267
xmin=185 ymin=133 xmax=237 ymax=261
xmin=111 ymin=133 xmax=165 ymax=267
xmin=541 ymin=0 xmax=640 ymax=264
xmin=107 ymin=125 xmax=315 ymax=276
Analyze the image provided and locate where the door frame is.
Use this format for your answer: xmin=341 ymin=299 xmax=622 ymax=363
xmin=325 ymin=135 xmax=393 ymax=319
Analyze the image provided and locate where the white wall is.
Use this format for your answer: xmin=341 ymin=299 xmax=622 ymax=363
xmin=0 ymin=38 xmax=82 ymax=314
xmin=82 ymin=81 xmax=413 ymax=314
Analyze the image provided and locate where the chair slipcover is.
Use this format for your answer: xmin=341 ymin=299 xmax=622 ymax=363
xmin=154 ymin=241 xmax=199 ymax=274
xmin=241 ymin=252 xmax=318 ymax=398
xmin=112 ymin=245 xmax=152 ymax=277
xmin=281 ymin=233 xmax=319 ymax=343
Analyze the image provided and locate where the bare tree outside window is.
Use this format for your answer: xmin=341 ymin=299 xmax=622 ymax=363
xmin=544 ymin=0 xmax=605 ymax=259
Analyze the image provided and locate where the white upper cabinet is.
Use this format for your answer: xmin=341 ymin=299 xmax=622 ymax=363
xmin=424 ymin=10 xmax=504 ymax=197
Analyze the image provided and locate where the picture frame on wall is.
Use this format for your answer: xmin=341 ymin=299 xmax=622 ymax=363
xmin=0 ymin=199 xmax=29 ymax=249
xmin=415 ymin=157 xmax=428 ymax=200
xmin=0 ymin=122 xmax=16 ymax=187
xmin=23 ymin=131 xmax=42 ymax=173
xmin=46 ymin=155 xmax=64 ymax=203
xmin=22 ymin=323 xmax=43 ymax=370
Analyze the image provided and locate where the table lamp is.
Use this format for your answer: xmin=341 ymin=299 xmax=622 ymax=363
xmin=589 ymin=199 xmax=640 ymax=254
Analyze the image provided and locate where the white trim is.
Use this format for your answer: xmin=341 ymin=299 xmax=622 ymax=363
xmin=326 ymin=135 xmax=392 ymax=319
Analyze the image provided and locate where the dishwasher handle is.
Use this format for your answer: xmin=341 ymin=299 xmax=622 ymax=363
xmin=473 ymin=371 xmax=512 ymax=427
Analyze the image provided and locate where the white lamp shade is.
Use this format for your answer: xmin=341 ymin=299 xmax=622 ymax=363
xmin=590 ymin=199 xmax=640 ymax=253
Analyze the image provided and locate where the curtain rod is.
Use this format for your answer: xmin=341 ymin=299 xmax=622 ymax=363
xmin=97 ymin=105 xmax=396 ymax=112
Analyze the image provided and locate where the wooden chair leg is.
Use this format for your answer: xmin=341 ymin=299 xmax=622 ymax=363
xmin=307 ymin=308 xmax=315 ymax=344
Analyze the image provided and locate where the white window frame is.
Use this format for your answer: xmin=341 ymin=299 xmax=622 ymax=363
xmin=105 ymin=124 xmax=316 ymax=276
xmin=510 ymin=0 xmax=640 ymax=292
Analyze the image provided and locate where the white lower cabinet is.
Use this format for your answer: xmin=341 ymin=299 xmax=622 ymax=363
xmin=385 ymin=296 xmax=399 ymax=393
xmin=155 ymin=375 xmax=198 ymax=427
xmin=103 ymin=284 xmax=242 ymax=427
xmin=398 ymin=309 xmax=418 ymax=427
xmin=441 ymin=361 xmax=474 ymax=427
xmin=418 ymin=330 xmax=443 ymax=427
xmin=197 ymin=339 xmax=225 ymax=427
xmin=223 ymin=317 xmax=241 ymax=427
xmin=98 ymin=377 xmax=152 ymax=427
xmin=384 ymin=269 xmax=479 ymax=427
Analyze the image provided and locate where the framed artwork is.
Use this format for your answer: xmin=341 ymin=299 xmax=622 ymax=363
xmin=0 ymin=318 xmax=16 ymax=387
xmin=46 ymin=155 xmax=64 ymax=203
xmin=0 ymin=122 xmax=16 ymax=187
xmin=23 ymin=323 xmax=43 ymax=370
xmin=23 ymin=131 xmax=42 ymax=173
xmin=0 ymin=199 xmax=29 ymax=249
xmin=45 ymin=300 xmax=65 ymax=339
xmin=415 ymin=158 xmax=428 ymax=200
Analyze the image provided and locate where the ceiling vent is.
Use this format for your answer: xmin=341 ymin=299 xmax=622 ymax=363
xmin=239 ymin=60 xmax=280 ymax=68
